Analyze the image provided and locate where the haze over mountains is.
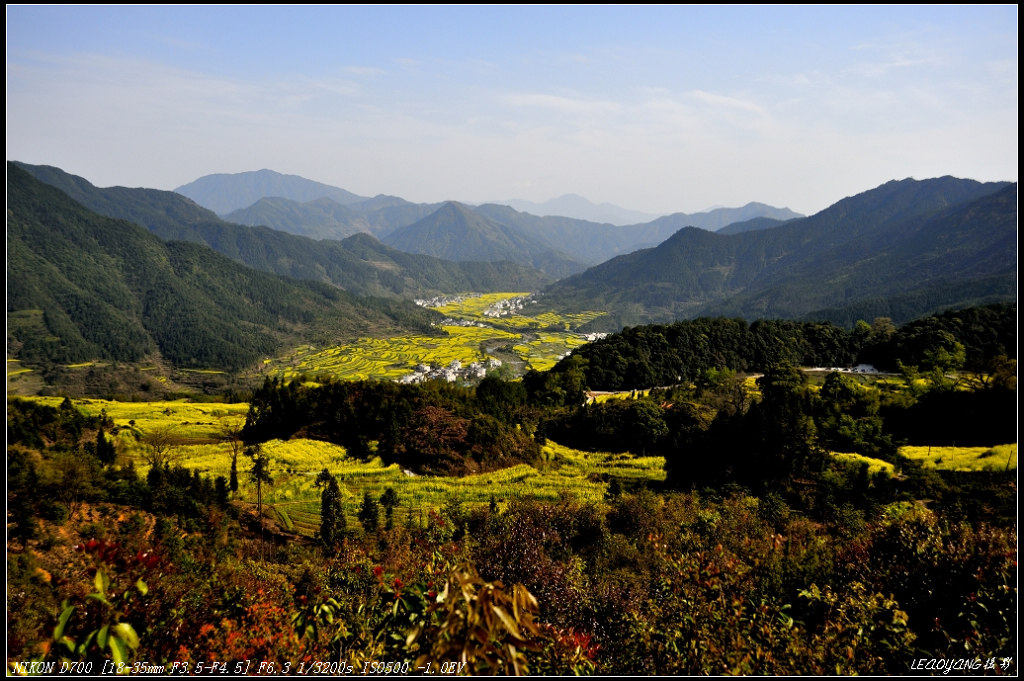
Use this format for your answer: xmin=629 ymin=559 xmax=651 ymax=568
xmin=9 ymin=160 xmax=1017 ymax=374
xmin=176 ymin=169 xmax=803 ymax=269
xmin=500 ymin=194 xmax=663 ymax=225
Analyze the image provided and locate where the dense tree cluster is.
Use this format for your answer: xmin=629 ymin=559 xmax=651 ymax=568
xmin=243 ymin=378 xmax=541 ymax=476
xmin=546 ymin=304 xmax=1015 ymax=392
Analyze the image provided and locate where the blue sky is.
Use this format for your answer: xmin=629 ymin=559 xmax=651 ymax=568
xmin=7 ymin=5 xmax=1017 ymax=215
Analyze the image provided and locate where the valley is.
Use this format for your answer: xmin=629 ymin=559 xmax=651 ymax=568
xmin=263 ymin=292 xmax=606 ymax=383
xmin=7 ymin=7 xmax=1017 ymax=674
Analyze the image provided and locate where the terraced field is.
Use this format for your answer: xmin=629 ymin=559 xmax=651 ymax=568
xmin=17 ymin=396 xmax=665 ymax=536
xmin=262 ymin=439 xmax=667 ymax=537
xmin=14 ymin=394 xmax=1018 ymax=540
xmin=434 ymin=293 xmax=606 ymax=333
xmin=6 ymin=359 xmax=32 ymax=378
xmin=21 ymin=396 xmax=248 ymax=443
xmin=831 ymin=452 xmax=898 ymax=477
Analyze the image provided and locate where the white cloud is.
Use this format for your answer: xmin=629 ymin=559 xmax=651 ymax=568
xmin=689 ymin=90 xmax=769 ymax=117
xmin=499 ymin=92 xmax=622 ymax=117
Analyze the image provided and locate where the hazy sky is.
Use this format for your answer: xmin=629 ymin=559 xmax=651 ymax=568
xmin=7 ymin=5 xmax=1018 ymax=215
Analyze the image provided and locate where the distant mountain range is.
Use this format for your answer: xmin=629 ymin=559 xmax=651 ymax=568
xmin=542 ymin=176 xmax=1017 ymax=329
xmin=500 ymin=194 xmax=662 ymax=225
xmin=175 ymin=168 xmax=368 ymax=215
xmin=12 ymin=161 xmax=1016 ymax=354
xmin=222 ymin=195 xmax=443 ymax=241
xmin=641 ymin=202 xmax=803 ymax=233
xmin=174 ymin=170 xmax=804 ymax=269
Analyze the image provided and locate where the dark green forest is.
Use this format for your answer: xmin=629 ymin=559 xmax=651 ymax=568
xmin=7 ymin=163 xmax=442 ymax=371
xmin=14 ymin=162 xmax=551 ymax=300
xmin=546 ymin=304 xmax=1016 ymax=390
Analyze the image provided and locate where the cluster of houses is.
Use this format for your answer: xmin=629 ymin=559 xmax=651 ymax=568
xmin=398 ymin=358 xmax=504 ymax=384
xmin=413 ymin=295 xmax=464 ymax=308
xmin=481 ymin=296 xmax=530 ymax=317
xmin=807 ymin=363 xmax=882 ymax=374
xmin=438 ymin=318 xmax=489 ymax=328
xmin=412 ymin=294 xmax=533 ymax=318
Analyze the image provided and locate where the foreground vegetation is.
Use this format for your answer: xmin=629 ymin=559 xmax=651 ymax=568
xmin=7 ymin=304 xmax=1017 ymax=674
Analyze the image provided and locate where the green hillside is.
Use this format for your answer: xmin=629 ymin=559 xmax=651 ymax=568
xmin=14 ymin=162 xmax=551 ymax=298
xmin=543 ymin=177 xmax=1016 ymax=329
xmin=6 ymin=163 xmax=440 ymax=371
xmin=383 ymin=201 xmax=586 ymax=278
xmin=222 ymin=196 xmax=371 ymax=240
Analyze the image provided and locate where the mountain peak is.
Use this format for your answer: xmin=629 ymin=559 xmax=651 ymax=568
xmin=175 ymin=169 xmax=368 ymax=215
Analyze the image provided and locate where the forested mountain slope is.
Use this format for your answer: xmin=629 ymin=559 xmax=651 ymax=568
xmin=542 ymin=177 xmax=1015 ymax=329
xmin=7 ymin=164 xmax=440 ymax=370
xmin=14 ymin=162 xmax=550 ymax=298
xmin=382 ymin=201 xmax=586 ymax=278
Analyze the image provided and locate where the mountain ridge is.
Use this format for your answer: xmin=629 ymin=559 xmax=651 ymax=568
xmin=172 ymin=169 xmax=804 ymax=262
xmin=175 ymin=168 xmax=369 ymax=215
xmin=6 ymin=163 xmax=440 ymax=371
xmin=542 ymin=176 xmax=1016 ymax=329
xmin=14 ymin=162 xmax=551 ymax=299
xmin=382 ymin=201 xmax=587 ymax=278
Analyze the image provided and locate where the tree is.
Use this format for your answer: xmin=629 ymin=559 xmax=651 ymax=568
xmin=229 ymin=456 xmax=239 ymax=498
xmin=696 ymin=367 xmax=751 ymax=417
xmin=219 ymin=421 xmax=244 ymax=497
xmin=622 ymin=400 xmax=669 ymax=455
xmin=750 ymin=363 xmax=822 ymax=479
xmin=247 ymin=444 xmax=273 ymax=516
xmin=141 ymin=424 xmax=180 ymax=469
xmin=316 ymin=469 xmax=345 ymax=549
xmin=214 ymin=476 xmax=229 ymax=507
xmin=357 ymin=491 xmax=379 ymax=534
xmin=379 ymin=487 xmax=399 ymax=530
xmin=54 ymin=451 xmax=100 ymax=520
xmin=95 ymin=426 xmax=116 ymax=466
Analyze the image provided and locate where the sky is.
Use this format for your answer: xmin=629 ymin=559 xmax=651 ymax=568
xmin=6 ymin=5 xmax=1018 ymax=216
